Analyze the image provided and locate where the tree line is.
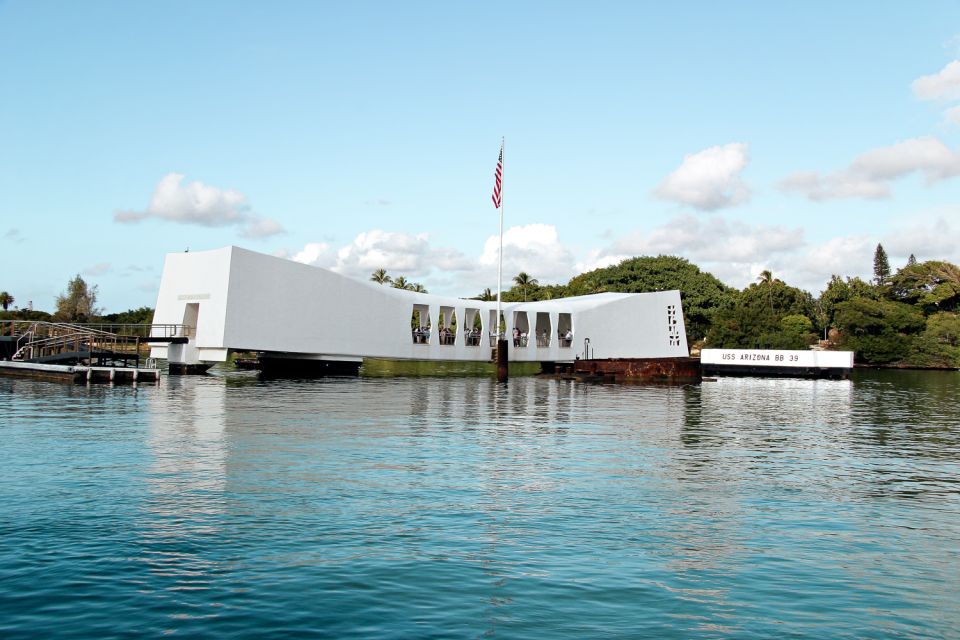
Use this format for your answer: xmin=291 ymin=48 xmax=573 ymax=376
xmin=433 ymin=245 xmax=958 ymax=368
xmin=0 ymin=275 xmax=153 ymax=325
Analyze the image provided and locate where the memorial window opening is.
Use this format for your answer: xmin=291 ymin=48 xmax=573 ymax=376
xmin=411 ymin=304 xmax=431 ymax=344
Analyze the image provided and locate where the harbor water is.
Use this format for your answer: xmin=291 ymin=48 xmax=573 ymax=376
xmin=1 ymin=369 xmax=958 ymax=638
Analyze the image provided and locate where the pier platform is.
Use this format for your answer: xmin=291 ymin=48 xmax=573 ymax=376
xmin=0 ymin=361 xmax=160 ymax=384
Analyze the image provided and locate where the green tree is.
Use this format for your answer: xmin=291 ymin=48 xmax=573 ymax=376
xmin=908 ymin=312 xmax=960 ymax=368
xmin=567 ymin=256 xmax=734 ymax=341
xmin=0 ymin=291 xmax=13 ymax=311
xmin=707 ymin=279 xmax=815 ymax=348
xmin=390 ymin=276 xmax=425 ymax=292
xmin=756 ymin=269 xmax=779 ymax=314
xmin=833 ymin=297 xmax=924 ymax=364
xmin=886 ymin=260 xmax=960 ymax=313
xmin=512 ymin=272 xmax=539 ymax=302
xmin=101 ymin=306 xmax=155 ymax=324
xmin=531 ymin=283 xmax=566 ymax=301
xmin=0 ymin=309 xmax=51 ymax=322
xmin=756 ymin=269 xmax=776 ymax=286
xmin=873 ymin=243 xmax=891 ymax=285
xmin=907 ymin=254 xmax=917 ymax=266
xmin=54 ymin=275 xmax=101 ymax=322
xmin=818 ymin=275 xmax=877 ymax=331
xmin=775 ymin=314 xmax=817 ymax=349
xmin=474 ymin=287 xmax=496 ymax=301
xmin=370 ymin=268 xmax=392 ymax=285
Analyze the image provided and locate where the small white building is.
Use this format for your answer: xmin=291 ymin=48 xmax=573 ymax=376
xmin=150 ymin=246 xmax=689 ymax=370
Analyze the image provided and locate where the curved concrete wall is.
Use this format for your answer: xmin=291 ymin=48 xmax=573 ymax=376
xmin=151 ymin=246 xmax=690 ymax=364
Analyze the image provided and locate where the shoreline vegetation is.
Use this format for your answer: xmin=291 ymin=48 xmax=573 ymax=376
xmin=3 ymin=248 xmax=958 ymax=370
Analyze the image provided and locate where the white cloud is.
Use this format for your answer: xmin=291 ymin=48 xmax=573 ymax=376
xmin=654 ymin=143 xmax=751 ymax=211
xmin=945 ymin=105 xmax=960 ymax=125
xmin=291 ymin=229 xmax=474 ymax=282
xmin=285 ymin=224 xmax=576 ymax=296
xmin=334 ymin=230 xmax=434 ymax=277
xmin=912 ymin=60 xmax=960 ymax=101
xmin=119 ymin=264 xmax=153 ymax=278
xmin=883 ymin=216 xmax=960 ymax=259
xmin=479 ymin=224 xmax=577 ymax=284
xmin=789 ymin=217 xmax=960 ymax=291
xmin=575 ymin=251 xmax=623 ymax=275
xmin=791 ymin=235 xmax=875 ymax=291
xmin=853 ymin=137 xmax=960 ymax=180
xmin=779 ymin=171 xmax=889 ymax=200
xmin=780 ymin=137 xmax=960 ymax=200
xmin=240 ymin=218 xmax=285 ymax=239
xmin=115 ymin=173 xmax=285 ymax=238
xmin=291 ymin=242 xmax=334 ymax=268
xmin=82 ymin=262 xmax=112 ymax=276
xmin=278 ymin=215 xmax=960 ymax=301
xmin=582 ymin=214 xmax=959 ymax=295
xmin=582 ymin=215 xmax=824 ymax=290
xmin=911 ymin=61 xmax=960 ymax=125
xmin=601 ymin=215 xmax=801 ymax=265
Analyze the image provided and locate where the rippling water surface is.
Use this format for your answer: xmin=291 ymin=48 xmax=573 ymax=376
xmin=1 ymin=369 xmax=959 ymax=638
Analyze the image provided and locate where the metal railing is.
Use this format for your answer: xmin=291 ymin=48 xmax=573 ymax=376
xmin=1 ymin=321 xmax=191 ymax=339
xmin=2 ymin=321 xmax=193 ymax=366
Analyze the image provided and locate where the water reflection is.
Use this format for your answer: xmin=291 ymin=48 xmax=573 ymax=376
xmin=851 ymin=370 xmax=960 ymax=462
xmin=4 ymin=369 xmax=955 ymax=637
xmin=139 ymin=376 xmax=227 ymax=623
xmin=67 ymin=368 xmax=960 ymax=638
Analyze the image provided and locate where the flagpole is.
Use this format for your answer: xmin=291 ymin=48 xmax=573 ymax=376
xmin=496 ymin=137 xmax=504 ymax=340
xmin=491 ymin=137 xmax=508 ymax=382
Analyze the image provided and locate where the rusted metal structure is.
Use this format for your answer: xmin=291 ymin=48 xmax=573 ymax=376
xmin=545 ymin=357 xmax=702 ymax=383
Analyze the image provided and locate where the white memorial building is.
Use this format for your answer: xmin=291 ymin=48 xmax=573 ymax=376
xmin=150 ymin=246 xmax=689 ymax=372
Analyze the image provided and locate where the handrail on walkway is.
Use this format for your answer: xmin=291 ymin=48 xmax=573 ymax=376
xmin=2 ymin=321 xmax=194 ymax=364
xmin=0 ymin=320 xmax=192 ymax=338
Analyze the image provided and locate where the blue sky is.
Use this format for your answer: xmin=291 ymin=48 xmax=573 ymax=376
xmin=3 ymin=1 xmax=960 ymax=313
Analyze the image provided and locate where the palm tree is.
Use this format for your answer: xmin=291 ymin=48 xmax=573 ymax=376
xmin=370 ymin=268 xmax=392 ymax=285
xmin=475 ymin=287 xmax=495 ymax=301
xmin=756 ymin=269 xmax=776 ymax=315
xmin=411 ymin=283 xmax=428 ymax=293
xmin=392 ymin=276 xmax=413 ymax=290
xmin=0 ymin=291 xmax=13 ymax=311
xmin=513 ymin=272 xmax=539 ymax=301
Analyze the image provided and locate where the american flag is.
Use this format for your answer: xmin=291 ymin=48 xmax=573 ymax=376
xmin=491 ymin=144 xmax=503 ymax=208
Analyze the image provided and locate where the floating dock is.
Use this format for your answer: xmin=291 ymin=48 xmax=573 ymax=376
xmin=0 ymin=320 xmax=183 ymax=384
xmin=0 ymin=361 xmax=160 ymax=384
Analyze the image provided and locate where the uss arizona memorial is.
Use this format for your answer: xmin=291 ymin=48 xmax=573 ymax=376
xmin=149 ymin=246 xmax=690 ymax=372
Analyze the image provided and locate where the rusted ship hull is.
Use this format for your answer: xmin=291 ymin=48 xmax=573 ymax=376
xmin=544 ymin=357 xmax=702 ymax=383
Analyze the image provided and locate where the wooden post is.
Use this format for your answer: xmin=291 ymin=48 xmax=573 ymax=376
xmin=496 ymin=338 xmax=508 ymax=382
